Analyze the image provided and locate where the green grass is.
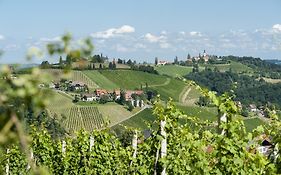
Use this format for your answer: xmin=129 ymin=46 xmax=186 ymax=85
xmin=47 ymin=91 xmax=74 ymax=119
xmin=205 ymin=61 xmax=253 ymax=73
xmin=97 ymin=103 xmax=133 ymax=126
xmin=243 ymin=118 xmax=265 ymax=132
xmin=100 ymin=70 xmax=168 ymax=90
xmin=115 ymin=108 xmax=155 ymax=130
xmin=177 ymin=105 xmax=218 ymax=121
xmin=155 ymin=65 xmax=193 ymax=77
xmin=151 ymin=78 xmax=186 ymax=102
xmin=83 ymin=70 xmax=119 ymax=90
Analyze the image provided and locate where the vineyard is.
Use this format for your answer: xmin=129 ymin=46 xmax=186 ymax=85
xmin=46 ymin=92 xmax=105 ymax=132
xmin=63 ymin=106 xmax=105 ymax=132
xmin=3 ymin=98 xmax=280 ymax=174
xmin=42 ymin=69 xmax=99 ymax=88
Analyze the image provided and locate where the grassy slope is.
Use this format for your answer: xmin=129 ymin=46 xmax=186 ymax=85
xmin=244 ymin=118 xmax=265 ymax=132
xmin=206 ymin=61 xmax=253 ymax=73
xmin=83 ymin=70 xmax=119 ymax=90
xmin=155 ymin=65 xmax=193 ymax=77
xmin=151 ymin=78 xmax=186 ymax=102
xmin=47 ymin=91 xmax=74 ymax=118
xmin=115 ymin=106 xmax=264 ymax=132
xmin=177 ymin=105 xmax=218 ymax=121
xmin=114 ymin=108 xmax=155 ymax=130
xmin=97 ymin=103 xmax=133 ymax=126
xmin=100 ymin=70 xmax=168 ymax=89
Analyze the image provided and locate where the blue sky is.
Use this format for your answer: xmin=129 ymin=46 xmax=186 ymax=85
xmin=0 ymin=0 xmax=281 ymax=63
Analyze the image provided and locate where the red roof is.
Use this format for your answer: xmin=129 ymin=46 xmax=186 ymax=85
xmin=95 ymin=89 xmax=108 ymax=96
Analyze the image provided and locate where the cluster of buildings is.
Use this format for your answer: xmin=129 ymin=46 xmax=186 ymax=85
xmin=49 ymin=80 xmax=88 ymax=92
xmin=187 ymin=50 xmax=210 ymax=63
xmin=155 ymin=50 xmax=211 ymax=66
xmin=82 ymin=89 xmax=145 ymax=107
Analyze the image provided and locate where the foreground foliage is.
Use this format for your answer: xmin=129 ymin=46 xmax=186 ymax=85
xmin=2 ymin=95 xmax=280 ymax=174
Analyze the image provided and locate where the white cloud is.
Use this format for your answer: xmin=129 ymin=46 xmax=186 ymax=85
xmin=272 ymin=24 xmax=281 ymax=33
xmin=39 ymin=36 xmax=61 ymax=42
xmin=91 ymin=25 xmax=135 ymax=39
xmin=114 ymin=44 xmax=130 ymax=52
xmin=159 ymin=42 xmax=171 ymax=49
xmin=179 ymin=31 xmax=186 ymax=35
xmin=0 ymin=35 xmax=4 ymax=40
xmin=189 ymin=31 xmax=202 ymax=37
xmin=161 ymin=30 xmax=167 ymax=35
xmin=144 ymin=33 xmax=166 ymax=43
xmin=134 ymin=43 xmax=146 ymax=49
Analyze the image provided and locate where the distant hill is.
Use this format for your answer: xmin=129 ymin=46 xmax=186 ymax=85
xmin=265 ymin=59 xmax=281 ymax=65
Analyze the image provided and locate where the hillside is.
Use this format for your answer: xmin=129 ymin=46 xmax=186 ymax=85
xmin=205 ymin=61 xmax=254 ymax=73
xmin=46 ymin=90 xmax=136 ymax=131
xmin=99 ymin=70 xmax=168 ymax=89
xmin=155 ymin=65 xmax=194 ymax=77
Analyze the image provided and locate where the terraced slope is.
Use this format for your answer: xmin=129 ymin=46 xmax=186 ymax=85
xmin=42 ymin=69 xmax=99 ymax=88
xmin=99 ymin=70 xmax=168 ymax=89
xmin=83 ymin=70 xmax=119 ymax=90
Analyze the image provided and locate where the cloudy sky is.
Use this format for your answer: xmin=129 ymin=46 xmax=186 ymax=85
xmin=0 ymin=0 xmax=281 ymax=63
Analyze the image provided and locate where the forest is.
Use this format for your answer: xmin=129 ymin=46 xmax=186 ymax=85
xmin=186 ymin=69 xmax=281 ymax=108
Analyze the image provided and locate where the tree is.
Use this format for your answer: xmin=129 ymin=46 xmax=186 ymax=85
xmin=187 ymin=53 xmax=191 ymax=60
xmin=155 ymin=57 xmax=158 ymax=65
xmin=59 ymin=56 xmax=63 ymax=67
xmin=192 ymin=64 xmax=199 ymax=73
xmin=73 ymin=95 xmax=79 ymax=103
xmin=109 ymin=62 xmax=113 ymax=69
xmin=118 ymin=90 xmax=126 ymax=105
xmin=117 ymin=59 xmax=123 ymax=64
xmin=127 ymin=59 xmax=132 ymax=65
xmin=40 ymin=61 xmax=51 ymax=69
xmin=112 ymin=62 xmax=117 ymax=69
xmin=174 ymin=56 xmax=178 ymax=64
xmin=99 ymin=95 xmax=110 ymax=104
xmin=127 ymin=102 xmax=134 ymax=111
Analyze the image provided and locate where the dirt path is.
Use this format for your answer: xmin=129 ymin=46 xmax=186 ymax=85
xmin=179 ymin=86 xmax=191 ymax=104
xmin=110 ymin=105 xmax=151 ymax=127
xmin=148 ymin=78 xmax=171 ymax=87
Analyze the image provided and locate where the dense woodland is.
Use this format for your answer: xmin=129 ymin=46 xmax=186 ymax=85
xmin=186 ymin=69 xmax=281 ymax=108
xmin=222 ymin=56 xmax=281 ymax=78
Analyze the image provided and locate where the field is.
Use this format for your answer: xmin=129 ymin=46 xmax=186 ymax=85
xmin=47 ymin=91 xmax=106 ymax=132
xmin=99 ymin=70 xmax=168 ymax=89
xmin=206 ymin=61 xmax=253 ymax=73
xmin=97 ymin=103 xmax=134 ymax=126
xmin=155 ymin=65 xmax=193 ymax=77
xmin=177 ymin=105 xmax=218 ymax=121
xmin=42 ymin=69 xmax=99 ymax=88
xmin=113 ymin=108 xmax=155 ymax=130
xmin=83 ymin=70 xmax=119 ymax=90
xmin=243 ymin=118 xmax=265 ymax=132
xmin=64 ymin=106 xmax=104 ymax=132
xmin=92 ymin=63 xmax=130 ymax=69
xmin=150 ymin=78 xmax=187 ymax=102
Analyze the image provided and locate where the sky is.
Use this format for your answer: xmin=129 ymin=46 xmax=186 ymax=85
xmin=0 ymin=0 xmax=281 ymax=63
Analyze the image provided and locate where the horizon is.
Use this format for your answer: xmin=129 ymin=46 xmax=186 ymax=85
xmin=0 ymin=0 xmax=281 ymax=64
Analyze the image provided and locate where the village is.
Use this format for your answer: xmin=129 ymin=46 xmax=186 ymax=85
xmin=49 ymin=79 xmax=146 ymax=110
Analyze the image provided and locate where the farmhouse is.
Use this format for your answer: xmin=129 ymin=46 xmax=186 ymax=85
xmin=157 ymin=60 xmax=168 ymax=66
xmin=70 ymin=81 xmax=87 ymax=91
xmin=82 ymin=93 xmax=96 ymax=102
xmin=113 ymin=89 xmax=121 ymax=100
xmin=95 ymin=89 xmax=108 ymax=97
xmin=125 ymin=90 xmax=143 ymax=101
xmin=249 ymin=104 xmax=257 ymax=112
